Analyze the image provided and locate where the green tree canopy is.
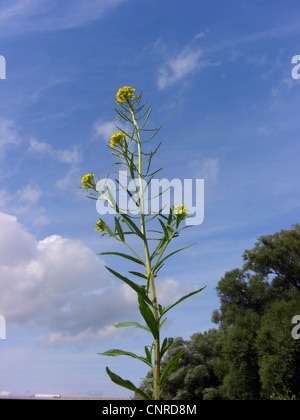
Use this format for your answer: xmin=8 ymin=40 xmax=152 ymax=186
xmin=136 ymin=224 xmax=300 ymax=400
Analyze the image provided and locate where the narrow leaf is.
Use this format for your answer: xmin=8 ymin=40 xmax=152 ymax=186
xmin=153 ymin=244 xmax=195 ymax=273
xmin=128 ymin=271 xmax=148 ymax=280
xmin=99 ymin=252 xmax=144 ymax=266
xmin=105 ymin=266 xmax=152 ymax=305
xmin=161 ymin=337 xmax=174 ymax=358
xmin=113 ymin=321 xmax=150 ymax=332
xmin=99 ymin=349 xmax=151 ymax=367
xmin=105 ymin=367 xmax=150 ymax=400
xmin=121 ymin=214 xmax=145 ymax=240
xmin=114 ymin=217 xmax=124 ymax=242
xmin=159 ymin=348 xmax=187 ymax=387
xmin=138 ymin=294 xmax=159 ymax=340
xmin=144 ymin=346 xmax=152 ymax=365
xmin=161 ymin=286 xmax=206 ymax=318
xmin=158 ymin=218 xmax=169 ymax=241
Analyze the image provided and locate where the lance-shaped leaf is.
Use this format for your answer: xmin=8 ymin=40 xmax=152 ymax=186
xmin=121 ymin=214 xmax=145 ymax=241
xmin=138 ymin=294 xmax=159 ymax=340
xmin=99 ymin=349 xmax=152 ymax=368
xmin=114 ymin=217 xmax=124 ymax=241
xmin=144 ymin=345 xmax=152 ymax=365
xmin=128 ymin=271 xmax=148 ymax=281
xmin=153 ymin=243 xmax=196 ymax=274
xmin=105 ymin=266 xmax=152 ymax=306
xmin=113 ymin=321 xmax=150 ymax=332
xmin=159 ymin=348 xmax=187 ymax=388
xmin=105 ymin=367 xmax=150 ymax=400
xmin=99 ymin=251 xmax=144 ymax=266
xmin=160 ymin=337 xmax=174 ymax=358
xmin=159 ymin=286 xmax=206 ymax=318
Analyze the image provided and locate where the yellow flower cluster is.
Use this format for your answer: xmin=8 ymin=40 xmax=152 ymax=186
xmin=81 ymin=173 xmax=95 ymax=189
xmin=110 ymin=132 xmax=126 ymax=148
xmin=173 ymin=205 xmax=188 ymax=216
xmin=115 ymin=86 xmax=135 ymax=104
xmin=95 ymin=219 xmax=106 ymax=233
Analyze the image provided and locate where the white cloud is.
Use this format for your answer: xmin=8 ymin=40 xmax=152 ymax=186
xmin=56 ymin=166 xmax=81 ymax=193
xmin=0 ymin=184 xmax=49 ymax=227
xmin=190 ymin=157 xmax=219 ymax=185
xmin=0 ymin=212 xmax=140 ymax=346
xmin=157 ymin=45 xmax=220 ymax=90
xmin=93 ymin=120 xmax=130 ymax=141
xmin=0 ymin=0 xmax=128 ymax=37
xmin=28 ymin=138 xmax=81 ymax=164
xmin=0 ymin=391 xmax=11 ymax=397
xmin=0 ymin=118 xmax=22 ymax=159
xmin=157 ymin=278 xmax=200 ymax=307
xmin=158 ymin=48 xmax=203 ymax=90
xmin=0 ymin=212 xmax=203 ymax=347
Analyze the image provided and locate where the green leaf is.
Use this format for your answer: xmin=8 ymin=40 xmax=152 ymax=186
xmin=144 ymin=346 xmax=152 ymax=365
xmin=129 ymin=153 xmax=135 ymax=179
xmin=128 ymin=271 xmax=148 ymax=281
xmin=99 ymin=251 xmax=144 ymax=266
xmin=105 ymin=367 xmax=150 ymax=400
xmin=113 ymin=321 xmax=150 ymax=332
xmin=105 ymin=266 xmax=152 ymax=305
xmin=114 ymin=217 xmax=124 ymax=242
xmin=99 ymin=349 xmax=152 ymax=367
xmin=138 ymin=294 xmax=159 ymax=340
xmin=159 ymin=348 xmax=187 ymax=387
xmin=160 ymin=286 xmax=206 ymax=318
xmin=160 ymin=337 xmax=174 ymax=358
xmin=121 ymin=214 xmax=145 ymax=241
xmin=158 ymin=218 xmax=170 ymax=241
xmin=153 ymin=243 xmax=196 ymax=274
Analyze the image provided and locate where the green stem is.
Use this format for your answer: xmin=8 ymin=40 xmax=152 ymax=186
xmin=129 ymin=103 xmax=160 ymax=400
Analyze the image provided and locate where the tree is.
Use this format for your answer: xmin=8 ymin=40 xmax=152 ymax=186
xmin=256 ymin=296 xmax=300 ymax=399
xmin=214 ymin=224 xmax=300 ymax=399
xmin=243 ymin=224 xmax=300 ymax=290
xmin=136 ymin=224 xmax=300 ymax=399
xmin=136 ymin=329 xmax=226 ymax=400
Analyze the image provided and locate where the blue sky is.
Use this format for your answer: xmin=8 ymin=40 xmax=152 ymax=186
xmin=0 ymin=0 xmax=300 ymax=398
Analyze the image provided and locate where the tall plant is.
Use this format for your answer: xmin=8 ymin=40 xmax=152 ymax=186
xmin=81 ymin=86 xmax=205 ymax=400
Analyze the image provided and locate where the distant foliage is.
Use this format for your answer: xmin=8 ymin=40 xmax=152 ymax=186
xmin=136 ymin=224 xmax=300 ymax=400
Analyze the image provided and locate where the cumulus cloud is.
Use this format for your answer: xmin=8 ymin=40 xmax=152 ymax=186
xmin=0 ymin=212 xmax=138 ymax=345
xmin=0 ymin=212 xmax=200 ymax=346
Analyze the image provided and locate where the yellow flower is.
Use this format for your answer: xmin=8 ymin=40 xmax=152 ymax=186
xmin=110 ymin=132 xmax=126 ymax=148
xmin=95 ymin=219 xmax=106 ymax=233
xmin=81 ymin=173 xmax=95 ymax=189
xmin=173 ymin=205 xmax=188 ymax=216
xmin=115 ymin=86 xmax=135 ymax=104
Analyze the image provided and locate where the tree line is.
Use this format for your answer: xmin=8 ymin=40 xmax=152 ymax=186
xmin=135 ymin=224 xmax=300 ymax=400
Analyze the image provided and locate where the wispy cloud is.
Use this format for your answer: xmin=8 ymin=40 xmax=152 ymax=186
xmin=157 ymin=43 xmax=220 ymax=90
xmin=0 ymin=0 xmax=128 ymax=37
xmin=28 ymin=138 xmax=81 ymax=164
xmin=0 ymin=185 xmax=49 ymax=227
xmin=93 ymin=119 xmax=130 ymax=141
xmin=0 ymin=118 xmax=22 ymax=159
